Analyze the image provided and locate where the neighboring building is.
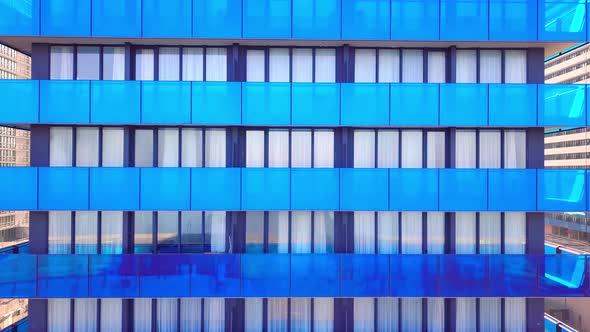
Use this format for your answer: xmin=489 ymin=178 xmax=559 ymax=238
xmin=0 ymin=43 xmax=30 ymax=79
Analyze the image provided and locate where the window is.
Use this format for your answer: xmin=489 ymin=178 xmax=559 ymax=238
xmin=137 ymin=47 xmax=227 ymax=81
xmin=135 ymin=48 xmax=155 ymax=81
xmin=246 ymin=48 xmax=336 ymax=82
xmin=76 ymin=46 xmax=100 ymax=80
xmin=50 ymin=46 xmax=74 ymax=79
xmin=49 ymin=126 xmax=125 ymax=167
xmin=455 ymin=129 xmax=527 ymax=168
xmin=50 ymin=45 xmax=126 ymax=80
xmin=103 ymin=47 xmax=125 ymax=80
xmin=456 ymin=49 xmax=527 ymax=83
xmin=355 ymin=48 xmax=446 ymax=83
xmin=245 ymin=298 xmax=333 ymax=332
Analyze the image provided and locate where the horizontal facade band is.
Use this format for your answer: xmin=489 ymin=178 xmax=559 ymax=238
xmin=0 ymin=253 xmax=585 ymax=298
xmin=0 ymin=81 xmax=588 ymax=127
xmin=0 ymin=167 xmax=587 ymax=212
xmin=0 ymin=0 xmax=586 ymax=42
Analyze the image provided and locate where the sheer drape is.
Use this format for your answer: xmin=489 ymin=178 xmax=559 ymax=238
xmin=135 ymin=129 xmax=154 ymax=167
xmin=505 ymin=50 xmax=527 ymax=84
xmin=292 ymin=48 xmax=313 ymax=83
xmin=158 ymin=128 xmax=179 ymax=167
xmin=182 ymin=128 xmax=203 ymax=167
xmin=268 ymin=298 xmax=288 ymax=332
xmin=401 ymin=298 xmax=422 ymax=332
xmin=354 ymin=212 xmax=375 ymax=254
xmin=206 ymin=48 xmax=227 ymax=81
xmin=75 ymin=211 xmax=97 ymax=254
xmin=247 ymin=49 xmax=265 ymax=82
xmin=102 ymin=127 xmax=124 ymax=167
xmin=157 ymin=298 xmax=178 ymax=332
xmin=378 ymin=49 xmax=400 ymax=83
xmin=354 ymin=130 xmax=375 ymax=168
xmin=245 ymin=298 xmax=263 ymax=332
xmin=76 ymin=46 xmax=100 ymax=80
xmin=182 ymin=48 xmax=204 ymax=81
xmin=479 ymin=212 xmax=501 ymax=254
xmin=505 ymin=298 xmax=526 ymax=332
xmin=355 ymin=49 xmax=376 ymax=82
xmin=427 ymin=298 xmax=445 ymax=332
xmin=48 ymin=299 xmax=71 ymax=332
xmin=401 ymin=212 xmax=422 ymax=254
xmin=314 ymin=298 xmax=334 ymax=332
xmin=377 ymin=298 xmax=398 ymax=332
xmin=246 ymin=211 xmax=264 ymax=253
xmin=402 ymin=49 xmax=423 ymax=83
xmin=479 ymin=50 xmax=502 ymax=83
xmin=205 ymin=211 xmax=226 ymax=253
xmin=427 ymin=131 xmax=446 ymax=168
xmin=74 ymin=299 xmax=97 ymax=332
xmin=157 ymin=211 xmax=178 ymax=251
xmin=246 ymin=130 xmax=265 ymax=167
xmin=354 ymin=298 xmax=374 ymax=332
xmin=428 ymin=51 xmax=446 ymax=83
xmin=103 ymin=46 xmax=126 ymax=80
xmin=456 ymin=50 xmax=477 ymax=83
xmin=50 ymin=127 xmax=73 ymax=166
xmin=455 ymin=130 xmax=477 ymax=168
xmin=292 ymin=211 xmax=312 ymax=253
xmin=427 ymin=212 xmax=445 ymax=254
xmin=134 ymin=211 xmax=153 ymax=254
xmin=378 ymin=212 xmax=399 ymax=254
xmin=268 ymin=130 xmax=289 ymax=167
xmin=76 ymin=127 xmax=99 ymax=166
xmin=205 ymin=129 xmax=226 ymax=167
xmin=268 ymin=211 xmax=289 ymax=253
xmin=269 ymin=48 xmax=290 ymax=82
xmin=291 ymin=298 xmax=311 ymax=332
xmin=48 ymin=211 xmax=71 ymax=254
xmin=456 ymin=298 xmax=476 ymax=332
xmin=181 ymin=298 xmax=202 ymax=332
xmin=315 ymin=49 xmax=336 ymax=83
xmin=377 ymin=130 xmax=399 ymax=168
xmin=135 ymin=49 xmax=154 ymax=81
xmin=479 ymin=298 xmax=501 ymax=332
xmin=101 ymin=298 xmax=122 ymax=332
xmin=181 ymin=211 xmax=202 ymax=253
xmin=479 ymin=130 xmax=501 ymax=168
xmin=504 ymin=130 xmax=527 ymax=168
xmin=456 ymin=212 xmax=476 ymax=254
xmin=159 ymin=47 xmax=180 ymax=81
xmin=134 ymin=299 xmax=152 ymax=332
xmin=505 ymin=212 xmax=526 ymax=254
xmin=314 ymin=130 xmax=334 ymax=167
xmin=314 ymin=211 xmax=334 ymax=253
xmin=401 ymin=130 xmax=423 ymax=168
xmin=204 ymin=298 xmax=224 ymax=332
xmin=50 ymin=46 xmax=74 ymax=79
xmin=292 ymin=130 xmax=312 ymax=167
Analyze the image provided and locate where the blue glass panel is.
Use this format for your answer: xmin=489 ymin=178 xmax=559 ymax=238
xmin=488 ymin=169 xmax=536 ymax=211
xmin=242 ymin=168 xmax=290 ymax=210
xmin=439 ymin=169 xmax=487 ymax=211
xmin=439 ymin=255 xmax=489 ymax=297
xmin=89 ymin=255 xmax=139 ymax=297
xmin=0 ymin=80 xmax=38 ymax=123
xmin=440 ymin=0 xmax=488 ymax=41
xmin=92 ymin=0 xmax=141 ymax=37
xmin=191 ymin=168 xmax=241 ymax=210
xmin=140 ymin=255 xmax=190 ymax=297
xmin=539 ymin=0 xmax=586 ymax=41
xmin=489 ymin=84 xmax=537 ymax=126
xmin=539 ymin=85 xmax=586 ymax=126
xmin=243 ymin=83 xmax=291 ymax=126
xmin=142 ymin=0 xmax=191 ymax=37
xmin=390 ymin=255 xmax=439 ymax=297
xmin=0 ymin=167 xmax=37 ymax=210
xmin=193 ymin=0 xmax=241 ymax=38
xmin=340 ymin=168 xmax=388 ymax=211
xmin=292 ymin=0 xmax=340 ymax=39
xmin=243 ymin=0 xmax=291 ymax=39
xmin=38 ymin=167 xmax=89 ymax=210
xmin=540 ymin=255 xmax=587 ymax=296
xmin=340 ymin=254 xmax=388 ymax=297
xmin=242 ymin=254 xmax=290 ymax=297
xmin=142 ymin=82 xmax=191 ymax=125
xmin=91 ymin=81 xmax=141 ymax=124
xmin=489 ymin=255 xmax=538 ymax=297
xmin=38 ymin=255 xmax=88 ymax=297
xmin=341 ymin=84 xmax=389 ymax=126
xmin=140 ymin=168 xmax=190 ymax=210
xmin=90 ymin=168 xmax=140 ymax=211
xmin=291 ymin=83 xmax=340 ymax=126
xmin=0 ymin=255 xmax=36 ymax=298
xmin=390 ymin=84 xmax=438 ymax=126
xmin=489 ymin=0 xmax=537 ymax=41
xmin=391 ymin=0 xmax=439 ymax=40
xmin=0 ymin=0 xmax=39 ymax=36
xmin=40 ymin=0 xmax=90 ymax=36
xmin=538 ymin=169 xmax=586 ymax=211
xmin=291 ymin=255 xmax=339 ymax=297
xmin=192 ymin=82 xmax=241 ymax=125
xmin=545 ymin=245 xmax=558 ymax=254
xmin=342 ymin=0 xmax=390 ymax=40
xmin=191 ymin=255 xmax=241 ymax=297
xmin=545 ymin=318 xmax=558 ymax=332
xmin=389 ymin=168 xmax=438 ymax=211
xmin=40 ymin=80 xmax=90 ymax=124
xmin=440 ymin=84 xmax=488 ymax=126
xmin=291 ymin=168 xmax=339 ymax=210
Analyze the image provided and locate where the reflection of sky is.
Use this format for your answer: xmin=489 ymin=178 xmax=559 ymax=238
xmin=0 ymin=0 xmax=32 ymax=17
xmin=545 ymin=2 xmax=586 ymax=32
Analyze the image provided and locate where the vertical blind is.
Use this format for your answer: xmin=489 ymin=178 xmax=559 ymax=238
xmin=101 ymin=298 xmax=122 ymax=332
xmin=134 ymin=298 xmax=152 ymax=332
xmin=76 ymin=127 xmax=99 ymax=167
xmin=50 ymin=46 xmax=74 ymax=80
xmin=135 ymin=49 xmax=155 ymax=81
xmin=49 ymin=127 xmax=73 ymax=166
xmin=74 ymin=211 xmax=97 ymax=254
xmin=48 ymin=299 xmax=71 ymax=332
xmin=102 ymin=127 xmax=125 ymax=167
xmin=103 ymin=47 xmax=125 ymax=80
xmin=159 ymin=48 xmax=180 ymax=81
xmin=74 ymin=298 xmax=97 ymax=332
xmin=48 ymin=211 xmax=71 ymax=254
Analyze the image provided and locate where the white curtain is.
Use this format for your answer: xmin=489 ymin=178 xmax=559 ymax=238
xmin=377 ymin=130 xmax=399 ymax=168
xmin=134 ymin=211 xmax=153 ymax=254
xmin=246 ymin=130 xmax=265 ymax=167
xmin=354 ymin=298 xmax=374 ymax=332
xmin=205 ymin=129 xmax=226 ymax=167
xmin=479 ymin=130 xmax=501 ymax=168
xmin=134 ymin=299 xmax=152 ymax=332
xmin=74 ymin=299 xmax=97 ymax=332
xmin=76 ymin=46 xmax=100 ymax=80
xmin=182 ymin=48 xmax=204 ymax=81
xmin=291 ymin=130 xmax=312 ymax=167
xmin=135 ymin=49 xmax=154 ymax=81
xmin=355 ymin=49 xmax=376 ymax=82
xmin=455 ymin=212 xmax=476 ymax=254
xmin=204 ymin=298 xmax=224 ymax=332
xmin=428 ymin=51 xmax=446 ymax=83
xmin=268 ymin=130 xmax=289 ymax=167
xmin=378 ymin=49 xmax=400 ymax=83
xmin=269 ymin=48 xmax=290 ymax=82
xmin=315 ymin=49 xmax=336 ymax=83
xmin=427 ymin=212 xmax=445 ymax=254
xmin=181 ymin=298 xmax=202 ymax=332
xmin=401 ymin=298 xmax=421 ymax=332
xmin=291 ymin=298 xmax=311 ymax=332
xmin=455 ymin=130 xmax=476 ymax=168
xmin=245 ymin=298 xmax=263 ymax=332
xmin=268 ymin=298 xmax=288 ymax=332
xmin=427 ymin=298 xmax=444 ymax=332
xmin=101 ymin=298 xmax=122 ymax=332
xmin=505 ymin=50 xmax=527 ymax=84
xmin=378 ymin=212 xmax=398 ymax=254
xmin=427 ymin=131 xmax=446 ymax=168
xmin=456 ymin=50 xmax=477 ymax=83
xmin=504 ymin=130 xmax=527 ymax=168
xmin=401 ymin=130 xmax=422 ymax=168
xmin=182 ymin=128 xmax=203 ymax=167
xmin=504 ymin=298 xmax=526 ymax=332
xmin=456 ymin=298 xmax=476 ymax=332
xmin=76 ymin=127 xmax=99 ymax=166
xmin=158 ymin=128 xmax=179 ymax=167
xmin=48 ymin=299 xmax=71 ymax=332
xmin=354 ymin=130 xmax=375 ymax=168
xmin=159 ymin=47 xmax=180 ymax=81
xmin=377 ymin=298 xmax=398 ymax=332
xmin=401 ymin=212 xmax=422 ymax=254
xmin=102 ymin=127 xmax=125 ymax=167
xmin=75 ymin=211 xmax=98 ymax=254
xmin=292 ymin=211 xmax=312 ymax=253
xmin=479 ymin=50 xmax=502 ymax=83
xmin=181 ymin=211 xmax=202 ymax=251
xmin=354 ymin=212 xmax=375 ymax=254
xmin=479 ymin=298 xmax=501 ymax=332
xmin=246 ymin=211 xmax=264 ymax=253
xmin=268 ymin=211 xmax=289 ymax=253
xmin=505 ymin=212 xmax=526 ymax=254
xmin=134 ymin=129 xmax=154 ymax=167
xmin=292 ymin=48 xmax=313 ymax=83
xmin=314 ymin=211 xmax=334 ymax=254
xmin=50 ymin=127 xmax=73 ymax=166
xmin=314 ymin=298 xmax=333 ymax=332
xmin=247 ymin=49 xmax=265 ymax=82
xmin=157 ymin=211 xmax=178 ymax=249
xmin=157 ymin=298 xmax=178 ymax=332
xmin=50 ymin=46 xmax=74 ymax=79
xmin=314 ymin=130 xmax=334 ymax=168
xmin=206 ymin=48 xmax=227 ymax=82
xmin=206 ymin=211 xmax=226 ymax=253
xmin=48 ymin=211 xmax=71 ymax=254
xmin=103 ymin=46 xmax=126 ymax=80
xmin=479 ymin=212 xmax=501 ymax=254
xmin=402 ymin=49 xmax=423 ymax=83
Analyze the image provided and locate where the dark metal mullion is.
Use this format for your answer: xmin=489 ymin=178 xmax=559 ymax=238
xmin=177 ymin=211 xmax=181 ymax=253
xmin=264 ymin=130 xmax=269 ymax=168
xmin=97 ymin=212 xmax=102 ymax=254
xmin=99 ymin=46 xmax=104 ymax=80
xmin=179 ymin=47 xmax=184 ymax=81
xmin=203 ymin=47 xmax=207 ymax=82
xmin=422 ymin=49 xmax=428 ymax=83
xmin=201 ymin=211 xmax=206 ymax=253
xmin=264 ymin=48 xmax=270 ymax=82
xmin=311 ymin=212 xmax=315 ymax=253
xmin=312 ymin=48 xmax=316 ymax=83
xmin=73 ymin=45 xmax=78 ymax=80
xmin=71 ymin=211 xmax=76 ymax=254
xmin=264 ymin=211 xmax=269 ymax=253
xmin=475 ymin=212 xmax=480 ymax=254
xmin=152 ymin=211 xmax=157 ymax=254
xmin=154 ymin=48 xmax=159 ymax=81
xmin=311 ymin=129 xmax=315 ymax=168
xmin=373 ymin=211 xmax=378 ymax=254
xmin=202 ymin=129 xmax=206 ymax=168
xmin=98 ymin=127 xmax=103 ymax=167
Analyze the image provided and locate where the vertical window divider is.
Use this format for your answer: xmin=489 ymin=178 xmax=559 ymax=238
xmin=154 ymin=48 xmax=159 ymax=81
xmin=179 ymin=47 xmax=183 ymax=81
xmin=263 ymin=211 xmax=269 ymax=253
xmin=177 ymin=211 xmax=181 ymax=253
xmin=97 ymin=211 xmax=102 ymax=254
xmin=70 ymin=211 xmax=76 ymax=254
xmin=203 ymin=47 xmax=207 ymax=82
xmin=152 ymin=211 xmax=157 ymax=254
xmin=201 ymin=211 xmax=206 ymax=253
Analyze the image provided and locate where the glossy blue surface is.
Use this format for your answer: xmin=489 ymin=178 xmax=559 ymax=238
xmin=538 ymin=169 xmax=586 ymax=212
xmin=390 ymin=84 xmax=439 ymax=126
xmin=193 ymin=0 xmax=242 ymax=38
xmin=40 ymin=0 xmax=90 ymax=36
xmin=192 ymin=82 xmax=241 ymax=125
xmin=439 ymin=169 xmax=487 ymax=211
xmin=140 ymin=255 xmax=191 ymax=297
xmin=38 ymin=255 xmax=88 ymax=297
xmin=143 ymin=0 xmax=191 ymax=38
xmin=140 ymin=168 xmax=191 ymax=210
xmin=539 ymin=0 xmax=586 ymax=41
xmin=243 ymin=0 xmax=291 ymax=39
xmin=389 ymin=168 xmax=438 ymax=211
xmin=89 ymin=255 xmax=139 ymax=297
xmin=489 ymin=0 xmax=537 ymax=41
xmin=0 ymin=166 xmax=37 ymax=210
xmin=291 ymin=255 xmax=339 ymax=296
xmin=91 ymin=81 xmax=141 ymax=124
xmin=0 ymin=255 xmax=35 ymax=298
xmin=539 ymin=84 xmax=586 ymax=126
xmin=243 ymin=83 xmax=291 ymax=125
xmin=242 ymin=168 xmax=290 ymax=210
xmin=340 ymin=168 xmax=389 ymax=211
xmin=342 ymin=0 xmax=390 ymax=40
xmin=440 ymin=84 xmax=488 ymax=126
xmin=0 ymin=0 xmax=39 ymax=36
xmin=91 ymin=0 xmax=141 ymax=37
xmin=142 ymin=81 xmax=191 ymax=124
xmin=488 ymin=169 xmax=536 ymax=211
xmin=40 ymin=80 xmax=90 ymax=124
xmin=191 ymin=168 xmax=241 ymax=210
xmin=292 ymin=0 xmax=340 ymax=39
xmin=191 ymin=254 xmax=241 ymax=296
xmin=0 ymin=80 xmax=38 ymax=123
xmin=391 ymin=0 xmax=439 ymax=40
xmin=341 ymin=254 xmax=389 ymax=296
xmin=440 ymin=0 xmax=488 ymax=41
xmin=291 ymin=168 xmax=339 ymax=210
xmin=38 ymin=167 xmax=89 ymax=210
xmin=291 ymin=84 xmax=340 ymax=126
xmin=489 ymin=84 xmax=538 ymax=126
xmin=89 ymin=168 xmax=140 ymax=211
xmin=341 ymin=84 xmax=389 ymax=126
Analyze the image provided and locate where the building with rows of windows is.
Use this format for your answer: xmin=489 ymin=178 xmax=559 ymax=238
xmin=1 ymin=1 xmax=590 ymax=332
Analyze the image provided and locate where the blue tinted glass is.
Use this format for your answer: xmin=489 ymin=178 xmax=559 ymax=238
xmin=0 ymin=167 xmax=37 ymax=210
xmin=243 ymin=0 xmax=291 ymax=39
xmin=242 ymin=254 xmax=290 ymax=297
xmin=391 ymin=0 xmax=439 ymax=40
xmin=192 ymin=82 xmax=241 ymax=125
xmin=142 ymin=82 xmax=191 ymax=124
xmin=140 ymin=168 xmax=190 ymax=211
xmin=439 ymin=255 xmax=489 ymax=297
xmin=538 ymin=169 xmax=586 ymax=212
xmin=38 ymin=167 xmax=89 ymax=210
xmin=341 ymin=84 xmax=389 ymax=126
xmin=191 ymin=168 xmax=241 ymax=210
xmin=40 ymin=80 xmax=90 ymax=124
xmin=140 ymin=255 xmax=190 ymax=297
xmin=488 ymin=84 xmax=537 ymax=126
xmin=440 ymin=0 xmax=488 ymax=41
xmin=292 ymin=83 xmax=340 ymax=126
xmin=0 ymin=80 xmax=39 ymax=123
xmin=242 ymin=168 xmax=290 ymax=210
xmin=143 ymin=0 xmax=191 ymax=37
xmin=488 ymin=169 xmax=536 ymax=211
xmin=90 ymin=168 xmax=140 ymax=211
xmin=191 ymin=255 xmax=241 ymax=297
xmin=0 ymin=0 xmax=39 ymax=36
xmin=40 ymin=0 xmax=90 ymax=36
xmin=242 ymin=83 xmax=291 ymax=125
xmin=38 ymin=255 xmax=88 ymax=297
xmin=539 ymin=0 xmax=586 ymax=41
xmin=193 ymin=0 xmax=241 ymax=38
xmin=342 ymin=0 xmax=390 ymax=40
xmin=391 ymin=255 xmax=439 ymax=297
xmin=541 ymin=255 xmax=587 ymax=296
xmin=390 ymin=84 xmax=439 ymax=126
xmin=92 ymin=0 xmax=140 ymax=37
xmin=340 ymin=169 xmax=389 ymax=211
xmin=91 ymin=81 xmax=141 ymax=124
xmin=0 ymin=255 xmax=36 ymax=298
xmin=291 ymin=255 xmax=339 ymax=297
xmin=340 ymin=254 xmax=389 ymax=297
xmin=439 ymin=169 xmax=487 ymax=211
xmin=292 ymin=0 xmax=340 ymax=39
xmin=489 ymin=255 xmax=538 ymax=297
xmin=89 ymin=255 xmax=139 ymax=297
xmin=489 ymin=0 xmax=537 ymax=41
xmin=440 ymin=84 xmax=488 ymax=126
xmin=291 ymin=168 xmax=339 ymax=211
xmin=538 ymin=84 xmax=586 ymax=126
xmin=389 ymin=169 xmax=438 ymax=211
